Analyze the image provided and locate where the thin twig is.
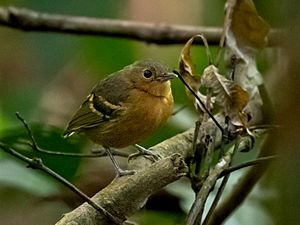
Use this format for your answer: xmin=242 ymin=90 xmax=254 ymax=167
xmin=0 ymin=6 xmax=281 ymax=46
xmin=232 ymin=125 xmax=276 ymax=137
xmin=186 ymin=149 xmax=234 ymax=225
xmin=202 ymin=92 xmax=215 ymax=177
xmin=0 ymin=142 xmax=121 ymax=225
xmin=172 ymin=105 xmax=186 ymax=116
xmin=219 ymin=155 xmax=277 ymax=178
xmin=15 ymin=112 xmax=129 ymax=158
xmin=203 ymin=174 xmax=230 ymax=225
xmin=202 ymin=141 xmax=238 ymax=225
xmin=191 ymin=34 xmax=213 ymax=65
xmin=206 ymin=136 xmax=275 ymax=225
xmin=193 ymin=131 xmax=218 ymax=224
xmin=192 ymin=120 xmax=201 ymax=163
xmin=200 ymin=120 xmax=233 ymax=225
xmin=215 ymin=0 xmax=235 ymax=66
xmin=174 ymin=71 xmax=224 ymax=133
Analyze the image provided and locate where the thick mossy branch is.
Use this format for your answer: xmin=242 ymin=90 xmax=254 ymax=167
xmin=56 ymin=129 xmax=194 ymax=225
xmin=56 ymin=155 xmax=187 ymax=225
xmin=128 ymin=127 xmax=194 ymax=170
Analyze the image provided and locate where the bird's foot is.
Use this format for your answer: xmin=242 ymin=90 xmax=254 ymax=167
xmin=104 ymin=147 xmax=135 ymax=177
xmin=128 ymin=144 xmax=162 ymax=162
xmin=115 ymin=168 xmax=136 ymax=177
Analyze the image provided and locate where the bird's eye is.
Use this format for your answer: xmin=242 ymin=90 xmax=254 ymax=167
xmin=143 ymin=69 xmax=153 ymax=78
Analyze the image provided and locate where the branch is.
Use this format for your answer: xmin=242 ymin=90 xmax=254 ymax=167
xmin=0 ymin=6 xmax=280 ymax=46
xmin=186 ymin=148 xmax=234 ymax=225
xmin=219 ymin=155 xmax=277 ymax=178
xmin=0 ymin=142 xmax=121 ymax=225
xmin=206 ymin=135 xmax=275 ymax=225
xmin=15 ymin=112 xmax=128 ymax=158
xmin=55 ymin=128 xmax=194 ymax=225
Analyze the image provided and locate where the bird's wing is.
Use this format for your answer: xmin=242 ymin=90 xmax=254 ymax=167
xmin=63 ymin=92 xmax=125 ymax=137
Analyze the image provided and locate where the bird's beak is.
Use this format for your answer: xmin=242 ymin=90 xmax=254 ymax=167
xmin=158 ymin=72 xmax=178 ymax=82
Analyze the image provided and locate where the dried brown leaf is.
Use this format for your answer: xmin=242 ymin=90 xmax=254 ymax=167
xmin=179 ymin=36 xmax=201 ymax=95
xmin=179 ymin=35 xmax=213 ymax=111
xmin=201 ymin=65 xmax=249 ymax=125
xmin=231 ymin=0 xmax=270 ymax=50
xmin=224 ymin=0 xmax=269 ymax=125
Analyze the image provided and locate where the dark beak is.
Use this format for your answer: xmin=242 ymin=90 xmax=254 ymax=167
xmin=158 ymin=72 xmax=178 ymax=82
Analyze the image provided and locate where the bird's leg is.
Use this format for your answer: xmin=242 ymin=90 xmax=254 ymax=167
xmin=105 ymin=147 xmax=135 ymax=177
xmin=128 ymin=144 xmax=162 ymax=161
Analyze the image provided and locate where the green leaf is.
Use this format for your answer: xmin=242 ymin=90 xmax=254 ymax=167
xmin=0 ymin=123 xmax=87 ymax=180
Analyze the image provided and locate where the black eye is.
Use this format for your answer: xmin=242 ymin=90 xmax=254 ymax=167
xmin=143 ymin=69 xmax=153 ymax=78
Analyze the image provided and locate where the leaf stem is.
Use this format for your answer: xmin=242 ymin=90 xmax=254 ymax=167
xmin=173 ymin=71 xmax=224 ymax=133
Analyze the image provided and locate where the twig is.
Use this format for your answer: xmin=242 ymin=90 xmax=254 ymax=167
xmin=172 ymin=105 xmax=186 ymax=116
xmin=219 ymin=155 xmax=277 ymax=178
xmin=202 ymin=141 xmax=238 ymax=225
xmin=191 ymin=34 xmax=213 ymax=65
xmin=174 ymin=70 xmax=224 ymax=133
xmin=186 ymin=149 xmax=234 ymax=225
xmin=0 ymin=6 xmax=281 ymax=46
xmin=232 ymin=124 xmax=276 ymax=136
xmin=0 ymin=142 xmax=121 ymax=225
xmin=206 ymin=136 xmax=275 ymax=225
xmin=202 ymin=129 xmax=216 ymax=179
xmin=15 ymin=112 xmax=128 ymax=158
xmin=203 ymin=174 xmax=230 ymax=225
xmin=192 ymin=120 xmax=201 ymax=169
xmin=215 ymin=0 xmax=234 ymax=66
xmin=2 ymin=117 xmax=224 ymax=225
xmin=203 ymin=155 xmax=276 ymax=225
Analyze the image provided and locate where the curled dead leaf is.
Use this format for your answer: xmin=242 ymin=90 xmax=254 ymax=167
xmin=231 ymin=0 xmax=270 ymax=50
xmin=224 ymin=0 xmax=269 ymax=126
xmin=201 ymin=65 xmax=249 ymax=126
xmin=179 ymin=35 xmax=212 ymax=110
xmin=179 ymin=36 xmax=201 ymax=97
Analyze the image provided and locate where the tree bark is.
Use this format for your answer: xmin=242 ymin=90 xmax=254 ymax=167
xmin=56 ymin=128 xmax=194 ymax=225
xmin=0 ymin=6 xmax=280 ymax=46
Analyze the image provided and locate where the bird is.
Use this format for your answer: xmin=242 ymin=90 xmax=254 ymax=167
xmin=63 ymin=60 xmax=176 ymax=176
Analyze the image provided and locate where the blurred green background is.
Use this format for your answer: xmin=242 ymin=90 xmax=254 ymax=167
xmin=0 ymin=1 xmax=291 ymax=225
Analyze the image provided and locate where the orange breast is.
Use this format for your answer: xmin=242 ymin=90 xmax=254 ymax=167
xmin=85 ymin=89 xmax=173 ymax=148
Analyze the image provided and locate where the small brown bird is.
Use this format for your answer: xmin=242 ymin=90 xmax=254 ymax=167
xmin=64 ymin=60 xmax=176 ymax=176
